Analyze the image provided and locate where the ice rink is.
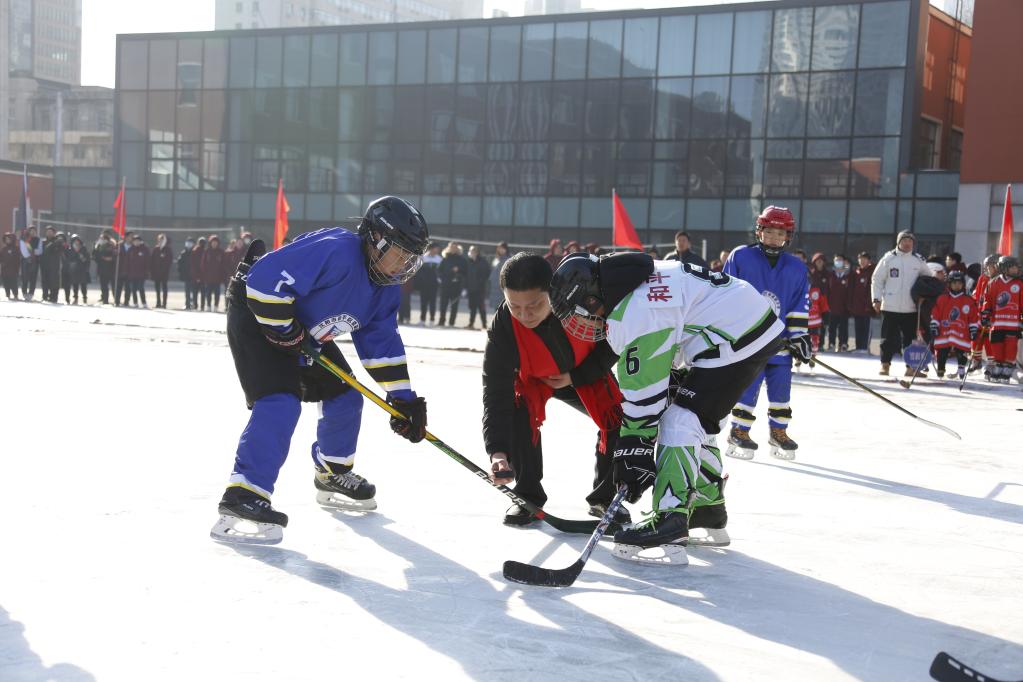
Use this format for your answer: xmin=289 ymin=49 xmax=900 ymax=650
xmin=1 ymin=300 xmax=1021 ymax=682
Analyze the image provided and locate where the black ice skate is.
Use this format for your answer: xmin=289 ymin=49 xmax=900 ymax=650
xmin=724 ymin=426 xmax=758 ymax=460
xmin=588 ymin=502 xmax=632 ymax=527
xmin=210 ymin=486 xmax=288 ymax=545
xmin=314 ymin=465 xmax=378 ymax=511
xmin=688 ymin=503 xmax=730 ymax=547
xmin=768 ymin=427 xmax=798 ymax=461
xmin=611 ymin=509 xmax=689 ymax=565
xmin=503 ymin=503 xmax=540 ymax=527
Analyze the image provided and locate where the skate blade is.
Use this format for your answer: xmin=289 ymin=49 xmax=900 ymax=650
xmin=611 ymin=542 xmax=689 ymax=566
xmin=210 ymin=514 xmax=283 ymax=545
xmin=768 ymin=446 xmax=796 ymax=461
xmin=687 ymin=528 xmax=731 ymax=547
xmin=316 ymin=490 xmax=378 ymax=511
xmin=724 ymin=446 xmax=755 ymax=460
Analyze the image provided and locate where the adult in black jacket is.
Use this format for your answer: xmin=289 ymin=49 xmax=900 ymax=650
xmin=92 ymin=231 xmax=117 ymax=304
xmin=39 ymin=229 xmax=65 ymax=303
xmin=437 ymin=242 xmax=467 ymax=326
xmin=464 ymin=244 xmax=491 ymax=329
xmin=62 ymin=235 xmax=91 ymax=304
xmin=177 ymin=237 xmax=195 ymax=309
xmin=482 ymin=252 xmax=627 ymax=526
xmin=663 ymin=231 xmax=708 ymax=268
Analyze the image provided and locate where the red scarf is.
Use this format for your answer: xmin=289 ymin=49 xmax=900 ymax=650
xmin=510 ymin=316 xmax=623 ymax=453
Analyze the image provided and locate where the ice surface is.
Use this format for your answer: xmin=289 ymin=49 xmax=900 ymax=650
xmin=1 ymin=301 xmax=1021 ymax=682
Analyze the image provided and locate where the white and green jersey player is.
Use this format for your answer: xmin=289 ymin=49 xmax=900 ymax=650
xmin=550 ymin=252 xmax=784 ymax=564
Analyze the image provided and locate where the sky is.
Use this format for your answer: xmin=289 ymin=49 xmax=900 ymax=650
xmin=81 ymin=0 xmax=968 ymax=89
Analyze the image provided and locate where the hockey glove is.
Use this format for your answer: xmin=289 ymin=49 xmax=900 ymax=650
xmin=612 ymin=435 xmax=656 ymax=504
xmin=788 ymin=334 xmax=814 ymax=363
xmin=980 ymin=309 xmax=992 ymax=328
xmin=261 ymin=322 xmax=306 ymax=354
xmin=969 ymin=324 xmax=979 ymax=341
xmin=929 ymin=320 xmax=940 ymax=339
xmin=388 ymin=396 xmax=427 ymax=443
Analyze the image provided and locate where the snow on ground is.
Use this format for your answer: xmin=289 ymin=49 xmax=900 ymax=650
xmin=1 ymin=300 xmax=1021 ymax=682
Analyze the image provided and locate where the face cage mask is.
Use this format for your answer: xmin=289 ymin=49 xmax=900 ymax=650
xmin=756 ymin=228 xmax=790 ymax=257
xmin=558 ymin=304 xmax=607 ymax=342
xmin=366 ymin=236 xmax=424 ymax=286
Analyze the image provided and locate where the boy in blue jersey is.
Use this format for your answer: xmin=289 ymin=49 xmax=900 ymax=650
xmin=211 ymin=196 xmax=431 ymax=545
xmin=722 ymin=206 xmax=812 ymax=461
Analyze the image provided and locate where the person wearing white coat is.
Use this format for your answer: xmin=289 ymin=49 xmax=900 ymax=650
xmin=870 ymin=231 xmax=927 ymax=375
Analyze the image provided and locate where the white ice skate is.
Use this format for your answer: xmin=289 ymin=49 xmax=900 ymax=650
xmin=210 ymin=514 xmax=284 ymax=545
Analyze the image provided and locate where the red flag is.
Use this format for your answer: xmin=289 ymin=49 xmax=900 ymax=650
xmin=274 ymin=179 xmax=290 ymax=249
xmin=112 ymin=180 xmax=126 ymax=238
xmin=612 ymin=189 xmax=643 ymax=250
xmin=998 ymin=184 xmax=1014 ymax=256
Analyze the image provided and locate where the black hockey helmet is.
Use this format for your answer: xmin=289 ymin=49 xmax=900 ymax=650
xmin=997 ymin=255 xmax=1020 ymax=276
xmin=549 ymin=253 xmax=607 ymax=342
xmin=358 ymin=196 xmax=430 ymax=286
xmin=947 ymin=270 xmax=966 ymax=290
xmin=983 ymin=254 xmax=1000 ymax=271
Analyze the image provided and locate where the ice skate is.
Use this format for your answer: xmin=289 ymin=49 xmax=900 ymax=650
xmin=210 ymin=486 xmax=288 ymax=545
xmin=688 ymin=503 xmax=730 ymax=547
xmin=314 ymin=465 xmax=378 ymax=511
xmin=588 ymin=502 xmax=632 ymax=526
xmin=768 ymin=428 xmax=798 ymax=460
xmin=724 ymin=426 xmax=758 ymax=460
xmin=611 ymin=509 xmax=689 ymax=565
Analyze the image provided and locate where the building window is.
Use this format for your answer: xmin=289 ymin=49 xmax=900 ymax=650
xmin=917 ymin=117 xmax=940 ymax=170
xmin=948 ymin=128 xmax=963 ymax=172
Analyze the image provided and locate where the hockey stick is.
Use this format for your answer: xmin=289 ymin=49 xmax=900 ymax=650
xmin=314 ymin=354 xmax=613 ymax=535
xmin=786 ymin=342 xmax=961 ymax=440
xmin=503 ymin=484 xmax=628 ymax=587
xmin=959 ymin=327 xmax=988 ymax=392
xmin=930 ymin=651 xmax=1021 ymax=682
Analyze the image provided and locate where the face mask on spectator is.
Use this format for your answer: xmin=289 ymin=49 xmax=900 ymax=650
xmin=833 ymin=259 xmax=846 ymax=270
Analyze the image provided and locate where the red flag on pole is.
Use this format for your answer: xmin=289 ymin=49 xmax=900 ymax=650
xmin=112 ymin=180 xmax=126 ymax=238
xmin=274 ymin=179 xmax=290 ymax=250
xmin=998 ymin=184 xmax=1014 ymax=256
xmin=612 ymin=189 xmax=643 ymax=250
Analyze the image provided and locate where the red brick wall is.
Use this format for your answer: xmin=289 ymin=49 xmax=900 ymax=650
xmin=960 ymin=0 xmax=1023 ymax=183
xmin=920 ymin=6 xmax=971 ymax=169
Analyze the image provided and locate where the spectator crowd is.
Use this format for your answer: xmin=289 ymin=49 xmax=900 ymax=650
xmin=2 ymin=224 xmax=1019 ymax=385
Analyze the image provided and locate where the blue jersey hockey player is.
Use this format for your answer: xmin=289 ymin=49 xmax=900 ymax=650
xmin=211 ymin=196 xmax=431 ymax=544
xmin=722 ymin=206 xmax=812 ymax=461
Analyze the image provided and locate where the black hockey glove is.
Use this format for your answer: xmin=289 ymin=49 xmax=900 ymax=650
xmin=262 ymin=322 xmax=306 ymax=354
xmin=969 ymin=324 xmax=979 ymax=341
xmin=980 ymin=309 xmax=992 ymax=328
xmin=227 ymin=239 xmax=267 ymax=305
xmin=388 ymin=396 xmax=427 ymax=443
xmin=929 ymin=320 xmax=940 ymax=338
xmin=788 ymin=334 xmax=814 ymax=363
xmin=612 ymin=434 xmax=656 ymax=504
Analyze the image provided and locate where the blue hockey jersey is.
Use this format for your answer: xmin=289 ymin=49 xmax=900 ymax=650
xmin=723 ymin=244 xmax=809 ymax=364
xmin=244 ymin=227 xmax=414 ymax=399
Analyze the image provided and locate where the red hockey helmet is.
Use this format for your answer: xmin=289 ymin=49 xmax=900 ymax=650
xmin=755 ymin=205 xmax=795 ymax=256
xmin=756 ymin=205 xmax=796 ymax=232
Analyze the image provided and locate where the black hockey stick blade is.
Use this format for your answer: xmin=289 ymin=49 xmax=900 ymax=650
xmin=502 ymin=485 xmax=628 ymax=588
xmin=504 ymin=558 xmax=584 ymax=587
xmin=930 ymin=651 xmax=1019 ymax=682
xmin=313 ymin=355 xmax=616 ymax=535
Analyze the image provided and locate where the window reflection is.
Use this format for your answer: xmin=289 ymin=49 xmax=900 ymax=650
xmin=811 ymin=5 xmax=858 ymax=71
xmin=771 ymin=7 xmax=812 ymax=72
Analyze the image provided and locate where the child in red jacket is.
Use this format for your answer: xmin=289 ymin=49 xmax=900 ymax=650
xmin=980 ymin=256 xmax=1022 ymax=383
xmin=928 ymin=271 xmax=979 ymax=379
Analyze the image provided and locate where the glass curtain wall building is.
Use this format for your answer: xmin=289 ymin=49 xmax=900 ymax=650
xmin=55 ymin=0 xmax=960 ymax=257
